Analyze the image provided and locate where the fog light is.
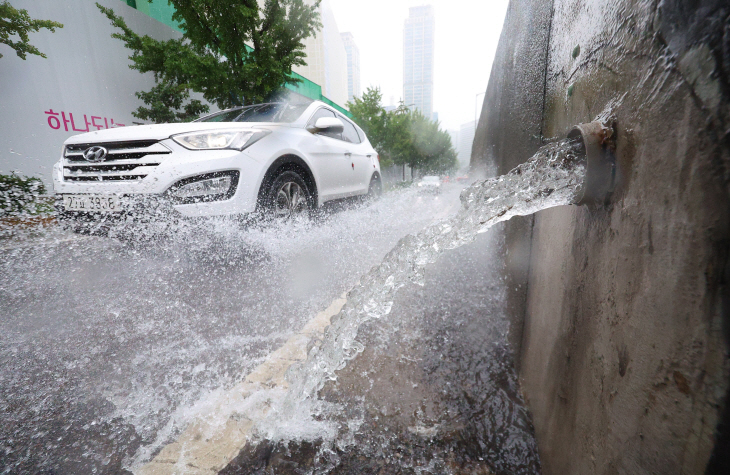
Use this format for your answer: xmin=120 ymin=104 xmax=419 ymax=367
xmin=172 ymin=176 xmax=231 ymax=198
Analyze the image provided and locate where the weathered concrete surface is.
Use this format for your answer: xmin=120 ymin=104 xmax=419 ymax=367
xmin=473 ymin=0 xmax=730 ymax=473
xmin=470 ymin=0 xmax=554 ymax=366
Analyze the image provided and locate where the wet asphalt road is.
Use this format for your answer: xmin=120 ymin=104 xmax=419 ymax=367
xmin=0 ymin=185 xmax=462 ymax=474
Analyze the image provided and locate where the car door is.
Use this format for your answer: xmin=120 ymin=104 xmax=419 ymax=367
xmin=298 ymin=107 xmax=353 ymax=200
xmin=338 ymin=115 xmax=373 ymax=194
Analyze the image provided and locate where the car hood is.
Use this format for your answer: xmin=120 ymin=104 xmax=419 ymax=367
xmin=64 ymin=122 xmax=289 ymax=144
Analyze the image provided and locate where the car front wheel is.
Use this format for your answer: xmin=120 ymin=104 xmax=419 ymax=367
xmin=264 ymin=170 xmax=312 ymax=220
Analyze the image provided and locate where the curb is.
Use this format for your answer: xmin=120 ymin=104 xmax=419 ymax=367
xmin=136 ymin=294 xmax=348 ymax=475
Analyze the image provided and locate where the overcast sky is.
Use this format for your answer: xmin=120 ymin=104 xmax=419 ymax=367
xmin=328 ymin=0 xmax=509 ymax=131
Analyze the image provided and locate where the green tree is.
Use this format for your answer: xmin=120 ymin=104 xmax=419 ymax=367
xmin=97 ymin=0 xmax=321 ymax=123
xmin=347 ymin=87 xmax=390 ymax=165
xmin=133 ymin=80 xmax=209 ymax=123
xmin=348 ymin=87 xmax=457 ymax=178
xmin=382 ymin=104 xmax=457 ymax=178
xmin=0 ymin=1 xmax=62 ymax=59
xmin=383 ymin=102 xmax=415 ymax=175
xmin=348 ymin=89 xmax=458 ymax=179
xmin=408 ymin=110 xmax=458 ymax=175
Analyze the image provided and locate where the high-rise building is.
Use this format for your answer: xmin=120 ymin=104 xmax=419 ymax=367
xmin=403 ymin=5 xmax=435 ymax=119
xmin=459 ymin=121 xmax=476 ymax=167
xmin=293 ymin=0 xmax=348 ymax=107
xmin=340 ymin=32 xmax=361 ymax=103
xmin=447 ymin=129 xmax=460 ymax=154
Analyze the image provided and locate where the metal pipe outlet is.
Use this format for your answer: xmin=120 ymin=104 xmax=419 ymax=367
xmin=568 ymin=121 xmax=616 ymax=206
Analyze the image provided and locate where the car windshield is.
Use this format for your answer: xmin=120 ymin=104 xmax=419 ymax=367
xmin=422 ymin=176 xmax=440 ymax=182
xmin=195 ymin=103 xmax=310 ymax=123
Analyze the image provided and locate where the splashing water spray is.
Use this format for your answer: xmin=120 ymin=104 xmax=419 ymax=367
xmin=254 ymin=121 xmax=616 ymax=444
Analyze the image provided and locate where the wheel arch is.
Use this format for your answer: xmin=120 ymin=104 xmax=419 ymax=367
xmin=257 ymin=154 xmax=318 ymax=209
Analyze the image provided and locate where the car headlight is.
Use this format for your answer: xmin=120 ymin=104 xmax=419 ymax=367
xmin=171 ymin=129 xmax=270 ymax=151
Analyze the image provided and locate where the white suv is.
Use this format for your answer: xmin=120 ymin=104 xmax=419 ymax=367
xmin=53 ymin=101 xmax=381 ymax=226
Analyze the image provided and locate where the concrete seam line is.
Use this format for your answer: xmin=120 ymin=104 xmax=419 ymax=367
xmin=135 ymin=293 xmax=349 ymax=475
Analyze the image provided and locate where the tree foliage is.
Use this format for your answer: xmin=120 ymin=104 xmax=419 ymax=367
xmin=97 ymin=0 xmax=321 ymax=123
xmin=0 ymin=1 xmax=63 ymax=60
xmin=133 ymin=81 xmax=209 ymax=123
xmin=348 ymin=87 xmax=458 ymax=176
xmin=347 ymin=87 xmax=387 ymax=151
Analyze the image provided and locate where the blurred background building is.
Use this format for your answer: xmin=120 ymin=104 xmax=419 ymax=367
xmin=403 ymin=5 xmax=435 ymax=120
xmin=447 ymin=129 xmax=460 ymax=168
xmin=340 ymin=32 xmax=361 ymax=103
xmin=293 ymin=0 xmax=348 ymax=107
xmin=458 ymin=120 xmax=476 ymax=170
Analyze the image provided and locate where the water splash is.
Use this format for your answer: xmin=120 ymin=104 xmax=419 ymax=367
xmin=257 ymin=138 xmax=586 ymax=460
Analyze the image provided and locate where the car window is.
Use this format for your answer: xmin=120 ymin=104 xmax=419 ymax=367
xmin=200 ymin=108 xmax=249 ymax=122
xmin=196 ymin=103 xmax=309 ymax=123
xmin=339 ymin=116 xmax=361 ymax=144
xmin=307 ymin=108 xmax=342 ymax=140
xmin=277 ymin=103 xmax=311 ymax=122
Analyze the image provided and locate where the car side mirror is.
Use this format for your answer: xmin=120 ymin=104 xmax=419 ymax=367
xmin=307 ymin=117 xmax=344 ymax=135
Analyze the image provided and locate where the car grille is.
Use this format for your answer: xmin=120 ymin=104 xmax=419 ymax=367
xmin=63 ymin=140 xmax=171 ymax=182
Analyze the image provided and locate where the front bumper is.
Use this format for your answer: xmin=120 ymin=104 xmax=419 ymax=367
xmin=53 ymin=140 xmax=264 ymax=217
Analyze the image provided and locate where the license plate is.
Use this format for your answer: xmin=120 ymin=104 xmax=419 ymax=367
xmin=63 ymin=194 xmax=121 ymax=212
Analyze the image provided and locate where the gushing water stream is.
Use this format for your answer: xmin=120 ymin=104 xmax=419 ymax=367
xmin=239 ymin=138 xmax=587 ymax=473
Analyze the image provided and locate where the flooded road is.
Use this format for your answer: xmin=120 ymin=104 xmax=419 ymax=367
xmin=0 ymin=185 xmax=462 ymax=474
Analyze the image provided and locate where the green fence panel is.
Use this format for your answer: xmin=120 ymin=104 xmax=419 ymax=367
xmin=124 ymin=0 xmax=181 ymax=32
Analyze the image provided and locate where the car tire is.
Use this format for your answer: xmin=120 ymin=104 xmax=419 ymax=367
xmin=263 ymin=170 xmax=313 ymax=220
xmin=366 ymin=174 xmax=382 ymax=200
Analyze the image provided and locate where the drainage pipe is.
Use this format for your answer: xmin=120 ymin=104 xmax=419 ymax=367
xmin=568 ymin=121 xmax=616 ymax=206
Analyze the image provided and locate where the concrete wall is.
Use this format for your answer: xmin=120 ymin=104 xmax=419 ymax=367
xmin=471 ymin=0 xmax=554 ymax=364
xmin=473 ymin=0 xmax=730 ymax=473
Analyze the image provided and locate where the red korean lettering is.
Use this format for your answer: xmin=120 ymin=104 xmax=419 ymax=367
xmin=60 ymin=112 xmax=71 ymax=131
xmin=45 ymin=109 xmax=61 ymax=130
xmin=91 ymin=116 xmax=105 ymax=130
xmin=70 ymin=113 xmax=90 ymax=132
xmin=111 ymin=119 xmax=125 ymax=127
